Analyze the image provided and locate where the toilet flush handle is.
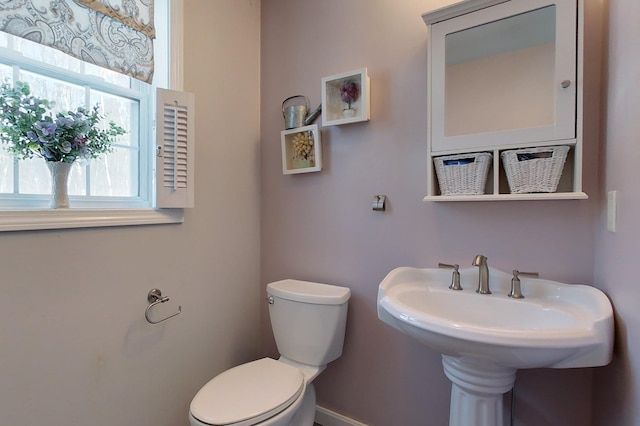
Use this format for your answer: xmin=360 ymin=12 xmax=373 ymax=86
xmin=267 ymin=295 xmax=275 ymax=304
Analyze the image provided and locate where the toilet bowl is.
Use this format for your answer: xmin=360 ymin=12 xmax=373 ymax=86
xmin=188 ymin=279 xmax=350 ymax=426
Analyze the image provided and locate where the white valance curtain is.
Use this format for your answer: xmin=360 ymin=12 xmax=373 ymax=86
xmin=0 ymin=0 xmax=155 ymax=83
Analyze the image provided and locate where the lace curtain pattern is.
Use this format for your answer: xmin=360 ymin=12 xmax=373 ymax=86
xmin=0 ymin=0 xmax=155 ymax=83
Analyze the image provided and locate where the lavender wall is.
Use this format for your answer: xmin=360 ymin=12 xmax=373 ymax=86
xmin=592 ymin=0 xmax=640 ymax=424
xmin=0 ymin=2 xmax=261 ymax=425
xmin=260 ymin=1 xmax=601 ymax=425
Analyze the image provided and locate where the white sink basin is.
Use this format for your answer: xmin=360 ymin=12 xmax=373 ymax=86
xmin=377 ymin=266 xmax=614 ymax=426
xmin=377 ymin=266 xmax=613 ymax=369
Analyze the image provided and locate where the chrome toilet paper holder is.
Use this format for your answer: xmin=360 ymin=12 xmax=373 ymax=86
xmin=145 ymin=288 xmax=181 ymax=324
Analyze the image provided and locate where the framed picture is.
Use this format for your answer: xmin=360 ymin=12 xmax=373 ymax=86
xmin=322 ymin=67 xmax=371 ymax=127
xmin=281 ymin=124 xmax=322 ymax=174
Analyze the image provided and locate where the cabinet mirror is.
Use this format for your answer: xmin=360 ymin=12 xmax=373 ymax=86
xmin=429 ymin=0 xmax=576 ymax=152
xmin=445 ymin=6 xmax=555 ymax=136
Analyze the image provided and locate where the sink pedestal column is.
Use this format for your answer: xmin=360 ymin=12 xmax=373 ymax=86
xmin=442 ymin=356 xmax=516 ymax=426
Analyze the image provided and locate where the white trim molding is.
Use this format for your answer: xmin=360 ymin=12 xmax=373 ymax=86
xmin=170 ymin=0 xmax=184 ymax=90
xmin=0 ymin=209 xmax=184 ymax=232
xmin=315 ymin=406 xmax=369 ymax=426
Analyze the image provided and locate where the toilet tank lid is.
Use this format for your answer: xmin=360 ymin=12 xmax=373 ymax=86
xmin=267 ymin=279 xmax=351 ymax=305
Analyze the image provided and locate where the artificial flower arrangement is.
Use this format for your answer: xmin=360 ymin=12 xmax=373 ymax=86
xmin=0 ymin=81 xmax=125 ymax=163
xmin=291 ymin=130 xmax=315 ymax=164
xmin=339 ymin=80 xmax=360 ymax=112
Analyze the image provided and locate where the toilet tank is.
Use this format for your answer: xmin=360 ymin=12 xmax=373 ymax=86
xmin=267 ymin=279 xmax=351 ymax=367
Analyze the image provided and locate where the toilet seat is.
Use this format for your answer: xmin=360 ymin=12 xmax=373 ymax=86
xmin=190 ymin=358 xmax=304 ymax=426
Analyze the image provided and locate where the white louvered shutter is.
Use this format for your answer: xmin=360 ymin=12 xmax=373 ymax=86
xmin=156 ymin=88 xmax=195 ymax=208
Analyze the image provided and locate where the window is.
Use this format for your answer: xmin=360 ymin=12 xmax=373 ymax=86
xmin=0 ymin=35 xmax=149 ymax=209
xmin=0 ymin=0 xmax=192 ymax=231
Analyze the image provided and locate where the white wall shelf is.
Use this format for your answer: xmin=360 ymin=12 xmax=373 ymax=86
xmin=281 ymin=124 xmax=322 ymax=174
xmin=427 ymin=145 xmax=585 ymax=200
xmin=322 ymin=68 xmax=370 ymax=127
xmin=424 ymin=192 xmax=588 ymax=202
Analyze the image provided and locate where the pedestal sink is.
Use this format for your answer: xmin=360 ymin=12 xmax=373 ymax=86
xmin=377 ymin=266 xmax=614 ymax=426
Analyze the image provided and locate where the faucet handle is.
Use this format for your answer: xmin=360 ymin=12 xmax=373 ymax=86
xmin=438 ymin=263 xmax=462 ymax=290
xmin=508 ymin=270 xmax=539 ymax=299
xmin=514 ymin=270 xmax=539 ymax=278
xmin=438 ymin=262 xmax=459 ymax=270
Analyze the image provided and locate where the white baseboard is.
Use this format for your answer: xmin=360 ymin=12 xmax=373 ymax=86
xmin=315 ymin=405 xmax=368 ymax=426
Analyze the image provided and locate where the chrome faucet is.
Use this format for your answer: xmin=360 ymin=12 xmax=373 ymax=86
xmin=472 ymin=254 xmax=491 ymax=294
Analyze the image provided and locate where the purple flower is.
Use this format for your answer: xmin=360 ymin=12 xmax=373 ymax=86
xmin=41 ymin=146 xmax=55 ymax=160
xmin=35 ymin=121 xmax=57 ymax=136
xmin=340 ymin=80 xmax=360 ymax=108
xmin=77 ymin=145 xmax=89 ymax=158
xmin=56 ymin=117 xmax=74 ymax=127
xmin=60 ymin=141 xmax=72 ymax=153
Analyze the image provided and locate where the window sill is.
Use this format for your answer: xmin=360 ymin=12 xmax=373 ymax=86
xmin=0 ymin=208 xmax=184 ymax=232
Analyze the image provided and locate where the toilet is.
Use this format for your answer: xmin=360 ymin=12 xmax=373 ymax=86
xmin=189 ymin=279 xmax=351 ymax=426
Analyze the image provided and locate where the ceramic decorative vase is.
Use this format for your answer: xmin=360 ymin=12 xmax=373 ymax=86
xmin=342 ymin=108 xmax=356 ymax=118
xmin=47 ymin=161 xmax=72 ymax=209
xmin=294 ymin=159 xmax=313 ymax=169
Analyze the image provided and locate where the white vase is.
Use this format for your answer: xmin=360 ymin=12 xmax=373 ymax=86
xmin=342 ymin=108 xmax=356 ymax=118
xmin=294 ymin=158 xmax=313 ymax=169
xmin=47 ymin=161 xmax=73 ymax=209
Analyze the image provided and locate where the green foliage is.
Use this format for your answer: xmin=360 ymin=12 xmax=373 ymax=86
xmin=0 ymin=81 xmax=126 ymax=163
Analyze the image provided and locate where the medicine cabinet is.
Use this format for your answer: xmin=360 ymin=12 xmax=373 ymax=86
xmin=423 ymin=0 xmax=598 ymax=201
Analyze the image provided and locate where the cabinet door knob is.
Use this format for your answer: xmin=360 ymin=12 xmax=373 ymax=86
xmin=561 ymin=80 xmax=571 ymax=88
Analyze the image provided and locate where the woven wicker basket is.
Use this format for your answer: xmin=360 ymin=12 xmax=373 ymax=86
xmin=434 ymin=152 xmax=492 ymax=195
xmin=501 ymin=145 xmax=570 ymax=194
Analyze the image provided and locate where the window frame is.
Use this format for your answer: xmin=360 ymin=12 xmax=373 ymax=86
xmin=0 ymin=0 xmax=186 ymax=232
